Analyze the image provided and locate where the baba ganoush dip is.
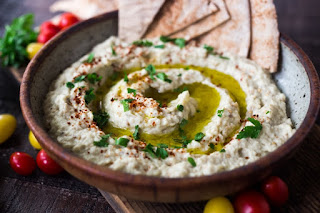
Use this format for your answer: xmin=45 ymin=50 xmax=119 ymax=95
xmin=44 ymin=36 xmax=295 ymax=177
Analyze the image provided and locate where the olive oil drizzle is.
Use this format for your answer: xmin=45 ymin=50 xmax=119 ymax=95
xmin=93 ymin=64 xmax=247 ymax=153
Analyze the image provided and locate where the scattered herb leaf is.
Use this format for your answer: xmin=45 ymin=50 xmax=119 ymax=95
xmin=156 ymin=72 xmax=172 ymax=83
xmin=154 ymin=44 xmax=165 ymax=49
xmin=120 ymin=98 xmax=135 ymax=112
xmin=187 ymin=157 xmax=196 ymax=167
xmin=178 ymin=73 xmax=182 ymax=77
xmin=184 ymin=66 xmax=190 ymax=70
xmin=124 ymin=72 xmax=129 ymax=83
xmin=74 ymin=75 xmax=86 ymax=83
xmin=133 ymin=125 xmax=140 ymax=140
xmin=174 ymin=38 xmax=186 ymax=48
xmin=66 ymin=82 xmax=75 ymax=89
xmin=132 ymin=40 xmax=153 ymax=47
xmin=111 ymin=46 xmax=116 ymax=56
xmin=116 ymin=138 xmax=129 ymax=147
xmin=194 ymin=132 xmax=205 ymax=142
xmin=220 ymin=149 xmax=226 ymax=153
xmin=93 ymin=111 xmax=109 ymax=128
xmin=87 ymin=73 xmax=102 ymax=84
xmin=219 ymin=55 xmax=229 ymax=60
xmin=209 ymin=143 xmax=215 ymax=149
xmin=236 ymin=118 xmax=262 ymax=139
xmin=177 ymin=105 xmax=184 ymax=112
xmin=145 ymin=64 xmax=156 ymax=80
xmin=156 ymin=100 xmax=162 ymax=107
xmin=203 ymin=44 xmax=214 ymax=53
xmin=217 ymin=109 xmax=224 ymax=117
xmin=143 ymin=143 xmax=157 ymax=158
xmin=127 ymin=88 xmax=137 ymax=96
xmin=85 ymin=53 xmax=94 ymax=63
xmin=85 ymin=88 xmax=95 ymax=104
xmin=93 ymin=134 xmax=111 ymax=147
xmin=266 ymin=111 xmax=270 ymax=114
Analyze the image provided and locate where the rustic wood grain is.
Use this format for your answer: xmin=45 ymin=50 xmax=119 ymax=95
xmin=1 ymin=0 xmax=320 ymax=212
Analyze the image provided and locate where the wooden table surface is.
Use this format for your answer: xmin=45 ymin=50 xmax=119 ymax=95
xmin=0 ymin=0 xmax=320 ymax=212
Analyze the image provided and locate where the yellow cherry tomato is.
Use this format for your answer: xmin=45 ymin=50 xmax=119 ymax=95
xmin=0 ymin=114 xmax=17 ymax=144
xmin=204 ymin=196 xmax=234 ymax=213
xmin=29 ymin=131 xmax=42 ymax=149
xmin=26 ymin=42 xmax=44 ymax=59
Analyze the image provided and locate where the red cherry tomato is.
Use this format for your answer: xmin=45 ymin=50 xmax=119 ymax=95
xmin=37 ymin=30 xmax=57 ymax=44
xmin=36 ymin=149 xmax=63 ymax=175
xmin=234 ymin=190 xmax=270 ymax=213
xmin=10 ymin=152 xmax=36 ymax=176
xmin=40 ymin=21 xmax=60 ymax=34
xmin=261 ymin=176 xmax=289 ymax=206
xmin=59 ymin=13 xmax=80 ymax=30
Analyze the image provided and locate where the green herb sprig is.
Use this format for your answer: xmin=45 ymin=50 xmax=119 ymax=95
xmin=93 ymin=111 xmax=109 ymax=128
xmin=160 ymin=36 xmax=185 ymax=48
xmin=120 ymin=98 xmax=135 ymax=112
xmin=93 ymin=134 xmax=111 ymax=147
xmin=236 ymin=118 xmax=262 ymax=139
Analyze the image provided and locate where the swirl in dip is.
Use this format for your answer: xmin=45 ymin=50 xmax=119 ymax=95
xmin=44 ymin=37 xmax=295 ymax=177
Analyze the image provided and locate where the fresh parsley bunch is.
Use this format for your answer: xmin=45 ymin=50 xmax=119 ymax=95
xmin=0 ymin=14 xmax=38 ymax=67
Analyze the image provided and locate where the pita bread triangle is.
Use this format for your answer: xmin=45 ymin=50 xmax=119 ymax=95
xmin=197 ymin=0 xmax=251 ymax=57
xmin=144 ymin=0 xmax=218 ymax=38
xmin=250 ymin=0 xmax=279 ymax=72
xmin=118 ymin=0 xmax=165 ymax=43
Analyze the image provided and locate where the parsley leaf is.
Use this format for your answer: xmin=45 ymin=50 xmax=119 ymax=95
xmin=143 ymin=143 xmax=168 ymax=159
xmin=174 ymin=38 xmax=186 ymax=48
xmin=127 ymin=88 xmax=137 ymax=96
xmin=160 ymin=35 xmax=175 ymax=42
xmin=209 ymin=143 xmax=215 ymax=149
xmin=156 ymin=100 xmax=162 ymax=107
xmin=124 ymin=72 xmax=129 ymax=83
xmin=143 ymin=143 xmax=157 ymax=158
xmin=66 ymin=82 xmax=75 ymax=89
xmin=220 ymin=149 xmax=226 ymax=153
xmin=87 ymin=73 xmax=102 ymax=84
xmin=177 ymin=105 xmax=184 ymax=112
xmin=132 ymin=40 xmax=153 ymax=47
xmin=203 ymin=44 xmax=214 ymax=53
xmin=120 ymin=98 xmax=135 ymax=112
xmin=178 ymin=73 xmax=182 ymax=77
xmin=217 ymin=109 xmax=224 ymax=117
xmin=266 ymin=111 xmax=270 ymax=114
xmin=236 ymin=118 xmax=262 ymax=139
xmin=145 ymin=64 xmax=156 ymax=80
xmin=116 ymin=138 xmax=129 ymax=147
xmin=195 ymin=132 xmax=205 ymax=142
xmin=111 ymin=46 xmax=117 ymax=56
xmin=85 ymin=53 xmax=94 ymax=63
xmin=133 ymin=125 xmax=140 ymax=140
xmin=0 ymin=14 xmax=38 ymax=68
xmin=156 ymin=72 xmax=172 ymax=83
xmin=219 ymin=55 xmax=229 ymax=60
xmin=156 ymin=147 xmax=169 ymax=159
xmin=187 ymin=157 xmax=196 ymax=167
xmin=74 ymin=75 xmax=86 ymax=83
xmin=85 ymin=88 xmax=95 ymax=104
xmin=93 ymin=111 xmax=109 ymax=128
xmin=93 ymin=134 xmax=111 ymax=147
xmin=154 ymin=44 xmax=165 ymax=49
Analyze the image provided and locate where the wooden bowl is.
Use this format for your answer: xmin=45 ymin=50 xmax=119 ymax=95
xmin=20 ymin=11 xmax=320 ymax=202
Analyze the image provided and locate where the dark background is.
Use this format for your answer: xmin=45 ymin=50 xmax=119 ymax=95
xmin=0 ymin=0 xmax=319 ymax=212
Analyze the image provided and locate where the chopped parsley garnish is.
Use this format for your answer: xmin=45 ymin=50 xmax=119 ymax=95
xmin=177 ymin=105 xmax=184 ymax=112
xmin=156 ymin=100 xmax=163 ymax=107
xmin=93 ymin=111 xmax=109 ymax=128
xmin=173 ymin=86 xmax=188 ymax=93
xmin=220 ymin=149 xmax=226 ymax=153
xmin=87 ymin=73 xmax=102 ymax=84
xmin=85 ymin=53 xmax=94 ymax=63
xmin=219 ymin=55 xmax=229 ymax=60
xmin=236 ymin=118 xmax=262 ymax=139
xmin=120 ymin=98 xmax=135 ymax=112
xmin=145 ymin=64 xmax=156 ymax=80
xmin=160 ymin=35 xmax=185 ymax=48
xmin=85 ymin=88 xmax=95 ymax=104
xmin=0 ymin=14 xmax=38 ymax=68
xmin=156 ymin=72 xmax=172 ymax=83
xmin=178 ymin=73 xmax=182 ymax=77
xmin=195 ymin=132 xmax=205 ymax=142
xmin=217 ymin=109 xmax=224 ymax=117
xmin=127 ymin=88 xmax=137 ymax=96
xmin=116 ymin=137 xmax=129 ymax=147
xmin=66 ymin=82 xmax=75 ymax=89
xmin=143 ymin=143 xmax=168 ymax=159
xmin=93 ymin=134 xmax=111 ymax=147
xmin=154 ymin=44 xmax=165 ymax=49
xmin=203 ymin=44 xmax=214 ymax=53
xmin=187 ymin=157 xmax=196 ymax=167
xmin=209 ymin=143 xmax=215 ymax=149
xmin=74 ymin=75 xmax=86 ymax=83
xmin=124 ymin=72 xmax=129 ymax=83
xmin=266 ymin=111 xmax=270 ymax=114
xmin=133 ymin=125 xmax=140 ymax=140
xmin=132 ymin=40 xmax=153 ymax=47
xmin=179 ymin=119 xmax=188 ymax=128
xmin=184 ymin=66 xmax=190 ymax=70
xmin=111 ymin=46 xmax=117 ymax=56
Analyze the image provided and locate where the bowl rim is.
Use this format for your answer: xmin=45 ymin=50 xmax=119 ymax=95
xmin=20 ymin=11 xmax=320 ymax=193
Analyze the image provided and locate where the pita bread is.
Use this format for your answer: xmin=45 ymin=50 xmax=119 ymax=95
xmin=250 ymin=0 xmax=279 ymax=72
xmin=197 ymin=0 xmax=251 ymax=57
xmin=144 ymin=0 xmax=218 ymax=38
xmin=170 ymin=0 xmax=230 ymax=40
xmin=118 ymin=0 xmax=165 ymax=43
xmin=50 ymin=0 xmax=118 ymax=19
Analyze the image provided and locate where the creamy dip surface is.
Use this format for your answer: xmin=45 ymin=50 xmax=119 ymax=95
xmin=44 ymin=36 xmax=295 ymax=177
